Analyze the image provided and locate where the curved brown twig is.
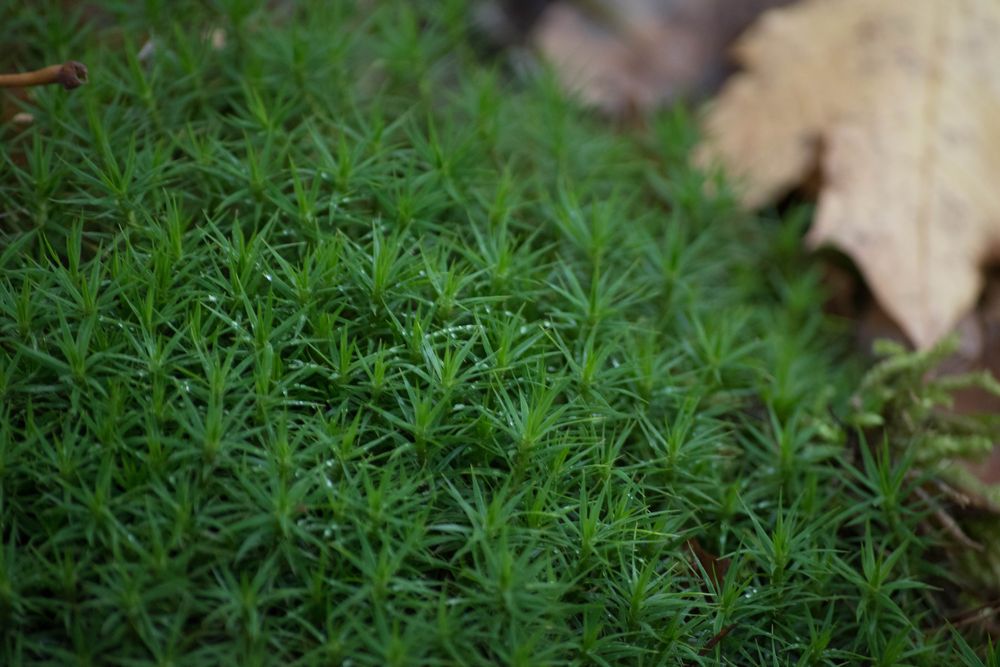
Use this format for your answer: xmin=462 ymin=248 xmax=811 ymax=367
xmin=0 ymin=61 xmax=88 ymax=90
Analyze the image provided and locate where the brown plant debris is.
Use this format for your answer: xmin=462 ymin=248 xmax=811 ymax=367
xmin=698 ymin=0 xmax=1000 ymax=350
xmin=532 ymin=0 xmax=794 ymax=114
xmin=0 ymin=61 xmax=89 ymax=90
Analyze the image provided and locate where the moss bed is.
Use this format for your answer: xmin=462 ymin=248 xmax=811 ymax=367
xmin=0 ymin=1 xmax=992 ymax=664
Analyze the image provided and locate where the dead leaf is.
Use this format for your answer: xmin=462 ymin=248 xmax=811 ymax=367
xmin=532 ymin=0 xmax=794 ymax=114
xmin=686 ymin=538 xmax=730 ymax=590
xmin=697 ymin=0 xmax=1000 ymax=350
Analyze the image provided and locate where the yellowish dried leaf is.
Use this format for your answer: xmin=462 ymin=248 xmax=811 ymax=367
xmin=698 ymin=0 xmax=1000 ymax=349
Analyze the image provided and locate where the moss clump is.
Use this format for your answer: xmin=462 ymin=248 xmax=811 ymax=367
xmin=0 ymin=1 xmax=992 ymax=663
xmin=851 ymin=337 xmax=1000 ymax=602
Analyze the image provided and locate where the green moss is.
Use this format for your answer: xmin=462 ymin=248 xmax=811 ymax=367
xmin=850 ymin=337 xmax=1000 ymax=601
xmin=0 ymin=1 xmax=993 ymax=664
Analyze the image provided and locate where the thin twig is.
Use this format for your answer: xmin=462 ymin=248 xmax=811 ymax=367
xmin=948 ymin=598 xmax=1000 ymax=629
xmin=0 ymin=61 xmax=88 ymax=90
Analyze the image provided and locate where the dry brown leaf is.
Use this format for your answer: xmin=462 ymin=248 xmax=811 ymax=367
xmin=533 ymin=0 xmax=794 ymax=114
xmin=686 ymin=538 xmax=730 ymax=590
xmin=697 ymin=0 xmax=1000 ymax=349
